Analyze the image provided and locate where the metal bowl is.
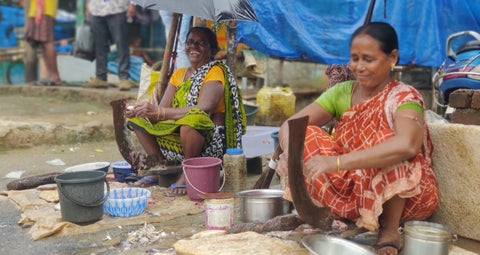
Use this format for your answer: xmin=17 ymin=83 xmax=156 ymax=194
xmin=302 ymin=234 xmax=375 ymax=255
xmin=64 ymin=162 xmax=110 ymax=173
xmin=236 ymin=189 xmax=291 ymax=223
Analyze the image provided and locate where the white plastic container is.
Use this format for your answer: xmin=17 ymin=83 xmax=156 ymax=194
xmin=205 ymin=197 xmax=235 ymax=230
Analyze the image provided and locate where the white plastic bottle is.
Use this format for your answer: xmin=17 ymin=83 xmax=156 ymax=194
xmin=222 ymin=148 xmax=247 ymax=193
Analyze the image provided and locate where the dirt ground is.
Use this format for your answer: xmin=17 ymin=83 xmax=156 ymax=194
xmin=0 ymin=86 xmax=208 ymax=255
xmin=0 ymin=140 xmax=206 ymax=255
xmin=0 ymin=139 xmax=280 ymax=255
xmin=0 ymin=85 xmax=277 ymax=254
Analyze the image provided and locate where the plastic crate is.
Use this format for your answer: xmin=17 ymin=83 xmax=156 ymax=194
xmin=0 ymin=23 xmax=18 ymax=48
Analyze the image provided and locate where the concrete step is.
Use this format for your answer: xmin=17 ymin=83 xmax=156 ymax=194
xmin=0 ymin=85 xmax=136 ymax=150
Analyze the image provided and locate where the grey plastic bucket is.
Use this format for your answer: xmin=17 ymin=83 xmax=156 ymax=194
xmin=55 ymin=171 xmax=109 ymax=224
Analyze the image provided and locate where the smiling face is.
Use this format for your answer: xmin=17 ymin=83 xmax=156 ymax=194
xmin=185 ymin=30 xmax=212 ymax=68
xmin=348 ymin=34 xmax=398 ymax=90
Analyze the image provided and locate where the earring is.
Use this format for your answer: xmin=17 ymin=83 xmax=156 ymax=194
xmin=390 ymin=64 xmax=395 ymax=72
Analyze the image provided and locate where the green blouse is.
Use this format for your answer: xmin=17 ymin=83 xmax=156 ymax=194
xmin=315 ymin=80 xmax=423 ymax=120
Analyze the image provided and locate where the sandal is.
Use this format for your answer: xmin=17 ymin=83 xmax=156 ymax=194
xmin=32 ymin=79 xmax=62 ymax=86
xmin=133 ymin=176 xmax=158 ymax=187
xmin=123 ymin=173 xmax=139 ymax=184
xmin=165 ymin=184 xmax=187 ymax=197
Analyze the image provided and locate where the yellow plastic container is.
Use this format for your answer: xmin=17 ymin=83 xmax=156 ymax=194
xmin=256 ymin=86 xmax=296 ymax=126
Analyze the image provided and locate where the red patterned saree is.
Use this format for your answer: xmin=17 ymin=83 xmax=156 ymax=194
xmin=290 ymin=81 xmax=439 ymax=231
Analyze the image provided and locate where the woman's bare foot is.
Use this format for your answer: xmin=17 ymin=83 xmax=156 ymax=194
xmin=375 ymin=227 xmax=401 ymax=255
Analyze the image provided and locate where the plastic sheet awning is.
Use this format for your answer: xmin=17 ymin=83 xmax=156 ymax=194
xmin=236 ymin=0 xmax=480 ymax=67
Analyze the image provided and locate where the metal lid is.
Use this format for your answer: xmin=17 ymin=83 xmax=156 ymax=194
xmin=226 ymin=148 xmax=243 ymax=155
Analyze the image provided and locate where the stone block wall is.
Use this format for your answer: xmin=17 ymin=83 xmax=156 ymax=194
xmin=429 ymin=123 xmax=480 ymax=241
xmin=449 ymin=89 xmax=480 ymax=125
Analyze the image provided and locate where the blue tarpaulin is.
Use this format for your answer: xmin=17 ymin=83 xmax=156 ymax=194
xmin=0 ymin=5 xmax=24 ymax=48
xmin=236 ymin=0 xmax=480 ymax=67
xmin=107 ymin=56 xmax=143 ymax=82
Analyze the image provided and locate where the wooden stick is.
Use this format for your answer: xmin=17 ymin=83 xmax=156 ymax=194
xmin=251 ymin=145 xmax=283 ymax=189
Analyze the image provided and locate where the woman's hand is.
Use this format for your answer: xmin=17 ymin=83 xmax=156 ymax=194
xmin=137 ymin=101 xmax=159 ymax=122
xmin=277 ymin=152 xmax=337 ymax=181
xmin=124 ymin=103 xmax=136 ymax=118
xmin=276 ymin=151 xmax=289 ymax=177
xmin=125 ymin=101 xmax=160 ymax=122
xmin=304 ymin=155 xmax=337 ymax=181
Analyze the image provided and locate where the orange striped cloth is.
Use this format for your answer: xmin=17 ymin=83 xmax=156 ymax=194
xmin=286 ymin=80 xmax=439 ymax=231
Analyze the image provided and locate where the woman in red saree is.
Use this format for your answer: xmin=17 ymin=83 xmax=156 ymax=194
xmin=276 ymin=22 xmax=438 ymax=255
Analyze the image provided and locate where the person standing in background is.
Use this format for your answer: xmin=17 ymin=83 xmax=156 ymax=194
xmin=83 ymin=0 xmax=137 ymax=91
xmin=159 ymin=10 xmax=192 ymax=70
xmin=25 ymin=0 xmax=62 ymax=86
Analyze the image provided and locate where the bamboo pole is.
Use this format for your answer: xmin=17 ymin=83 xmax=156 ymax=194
xmin=193 ymin=17 xmax=207 ymax=27
xmin=157 ymin=13 xmax=180 ymax=101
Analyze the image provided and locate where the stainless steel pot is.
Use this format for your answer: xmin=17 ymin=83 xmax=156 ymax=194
xmin=402 ymin=221 xmax=457 ymax=255
xmin=302 ymin=234 xmax=375 ymax=255
xmin=237 ymin=189 xmax=290 ymax=223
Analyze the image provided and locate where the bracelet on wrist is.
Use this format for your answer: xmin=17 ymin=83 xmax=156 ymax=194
xmin=336 ymin=155 xmax=340 ymax=172
xmin=156 ymin=107 xmax=161 ymax=121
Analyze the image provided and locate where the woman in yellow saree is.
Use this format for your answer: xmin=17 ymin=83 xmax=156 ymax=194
xmin=125 ymin=27 xmax=246 ymax=195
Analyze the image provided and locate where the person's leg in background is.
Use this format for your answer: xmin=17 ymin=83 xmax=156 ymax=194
xmin=42 ymin=41 xmax=61 ymax=85
xmin=22 ymin=0 xmax=38 ymax=83
xmin=41 ymin=15 xmax=61 ymax=85
xmin=109 ymin=11 xmax=135 ymax=91
xmin=25 ymin=13 xmax=61 ymax=86
xmin=83 ymin=14 xmax=111 ymax=88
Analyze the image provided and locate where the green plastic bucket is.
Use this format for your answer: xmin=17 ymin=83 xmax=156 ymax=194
xmin=55 ymin=171 xmax=109 ymax=224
